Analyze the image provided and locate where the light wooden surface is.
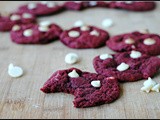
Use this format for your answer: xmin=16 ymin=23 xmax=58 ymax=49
xmin=0 ymin=1 xmax=160 ymax=119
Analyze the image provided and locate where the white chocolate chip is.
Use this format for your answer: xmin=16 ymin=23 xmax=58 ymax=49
xmin=46 ymin=2 xmax=56 ymax=8
xmin=80 ymin=25 xmax=90 ymax=31
xmin=74 ymin=20 xmax=84 ymax=27
xmin=65 ymin=53 xmax=79 ymax=65
xmin=151 ymin=84 xmax=160 ymax=92
xmin=68 ymin=70 xmax=79 ymax=78
xmin=10 ymin=14 xmax=21 ymax=21
xmin=131 ymin=45 xmax=136 ymax=49
xmin=141 ymin=77 xmax=157 ymax=93
xmin=91 ymin=80 xmax=101 ymax=88
xmin=74 ymin=1 xmax=81 ymax=3
xmin=38 ymin=26 xmax=49 ymax=32
xmin=130 ymin=50 xmax=142 ymax=59
xmin=22 ymin=13 xmax=32 ymax=19
xmin=141 ymin=86 xmax=152 ymax=93
xmin=143 ymin=77 xmax=157 ymax=87
xmin=143 ymin=38 xmax=156 ymax=45
xmin=99 ymin=54 xmax=113 ymax=60
xmin=125 ymin=38 xmax=135 ymax=44
xmin=90 ymin=30 xmax=99 ymax=36
xmin=117 ymin=62 xmax=129 ymax=72
xmin=8 ymin=63 xmax=23 ymax=78
xmin=102 ymin=18 xmax=113 ymax=28
xmin=68 ymin=31 xmax=80 ymax=38
xmin=12 ymin=25 xmax=20 ymax=31
xmin=39 ymin=21 xmax=51 ymax=27
xmin=89 ymin=1 xmax=97 ymax=6
xmin=28 ymin=3 xmax=37 ymax=10
xmin=23 ymin=29 xmax=33 ymax=37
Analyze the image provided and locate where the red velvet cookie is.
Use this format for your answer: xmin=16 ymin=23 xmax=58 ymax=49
xmin=18 ymin=2 xmax=64 ymax=16
xmin=0 ymin=12 xmax=36 ymax=31
xmin=106 ymin=31 xmax=160 ymax=56
xmin=93 ymin=51 xmax=160 ymax=82
xmin=60 ymin=25 xmax=109 ymax=49
xmin=40 ymin=68 xmax=120 ymax=108
xmin=109 ymin=1 xmax=156 ymax=11
xmin=63 ymin=1 xmax=88 ymax=10
xmin=10 ymin=21 xmax=63 ymax=44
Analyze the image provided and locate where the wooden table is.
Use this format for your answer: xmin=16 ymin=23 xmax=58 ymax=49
xmin=0 ymin=1 xmax=160 ymax=119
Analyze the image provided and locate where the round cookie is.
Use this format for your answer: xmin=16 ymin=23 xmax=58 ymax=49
xmin=93 ymin=51 xmax=160 ymax=82
xmin=40 ymin=68 xmax=120 ymax=108
xmin=109 ymin=1 xmax=156 ymax=11
xmin=60 ymin=25 xmax=109 ymax=49
xmin=18 ymin=2 xmax=64 ymax=16
xmin=10 ymin=22 xmax=63 ymax=44
xmin=106 ymin=31 xmax=160 ymax=56
xmin=0 ymin=12 xmax=36 ymax=31
xmin=63 ymin=1 xmax=87 ymax=10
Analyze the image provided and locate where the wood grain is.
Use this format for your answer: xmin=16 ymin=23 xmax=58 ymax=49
xmin=0 ymin=1 xmax=160 ymax=119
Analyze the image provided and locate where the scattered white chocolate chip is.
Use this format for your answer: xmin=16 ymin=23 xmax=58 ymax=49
xmin=89 ymin=1 xmax=97 ymax=6
xmin=130 ymin=50 xmax=142 ymax=59
xmin=151 ymin=84 xmax=160 ymax=92
xmin=80 ymin=25 xmax=90 ymax=31
xmin=12 ymin=25 xmax=20 ymax=31
xmin=68 ymin=31 xmax=80 ymax=38
xmin=143 ymin=38 xmax=156 ymax=45
xmin=125 ymin=38 xmax=135 ymax=44
xmin=74 ymin=20 xmax=84 ymax=27
xmin=28 ymin=3 xmax=37 ymax=10
xmin=22 ymin=13 xmax=32 ymax=19
xmin=68 ymin=70 xmax=79 ymax=78
xmin=102 ymin=18 xmax=113 ymax=28
xmin=141 ymin=77 xmax=158 ymax=93
xmin=143 ymin=77 xmax=157 ymax=87
xmin=38 ymin=26 xmax=49 ymax=32
xmin=99 ymin=54 xmax=113 ymax=60
xmin=8 ymin=63 xmax=23 ymax=78
xmin=141 ymin=86 xmax=151 ymax=93
xmin=39 ymin=21 xmax=51 ymax=27
xmin=46 ymin=2 xmax=56 ymax=8
xmin=91 ymin=80 xmax=101 ymax=88
xmin=65 ymin=53 xmax=79 ymax=64
xmin=10 ymin=14 xmax=21 ymax=21
xmin=117 ymin=62 xmax=129 ymax=72
xmin=90 ymin=30 xmax=99 ymax=36
xmin=23 ymin=29 xmax=33 ymax=37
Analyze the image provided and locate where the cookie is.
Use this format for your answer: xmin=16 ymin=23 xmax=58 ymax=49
xmin=10 ymin=21 xmax=63 ymax=44
xmin=40 ymin=68 xmax=120 ymax=108
xmin=0 ymin=12 xmax=36 ymax=31
xmin=18 ymin=2 xmax=64 ymax=16
xmin=106 ymin=31 xmax=160 ymax=56
xmin=109 ymin=1 xmax=156 ymax=11
xmin=60 ymin=25 xmax=109 ymax=49
xmin=93 ymin=51 xmax=160 ymax=82
xmin=63 ymin=1 xmax=87 ymax=10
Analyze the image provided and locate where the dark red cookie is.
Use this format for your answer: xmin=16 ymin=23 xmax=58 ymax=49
xmin=40 ymin=68 xmax=120 ymax=108
xmin=10 ymin=22 xmax=63 ymax=44
xmin=0 ymin=12 xmax=36 ymax=31
xmin=109 ymin=1 xmax=156 ymax=11
xmin=60 ymin=25 xmax=109 ymax=49
xmin=93 ymin=51 xmax=160 ymax=82
xmin=63 ymin=1 xmax=87 ymax=10
xmin=18 ymin=2 xmax=64 ymax=16
xmin=106 ymin=31 xmax=160 ymax=56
